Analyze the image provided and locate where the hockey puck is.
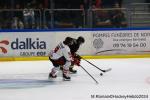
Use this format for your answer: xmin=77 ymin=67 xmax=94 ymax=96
xmin=100 ymin=73 xmax=103 ymax=76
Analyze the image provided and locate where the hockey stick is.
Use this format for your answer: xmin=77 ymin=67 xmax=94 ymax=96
xmin=81 ymin=57 xmax=112 ymax=73
xmin=80 ymin=65 xmax=99 ymax=84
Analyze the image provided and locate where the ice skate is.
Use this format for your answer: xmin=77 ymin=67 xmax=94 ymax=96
xmin=69 ymin=67 xmax=77 ymax=74
xmin=48 ymin=67 xmax=58 ymax=79
xmin=63 ymin=73 xmax=71 ymax=81
xmin=63 ymin=68 xmax=71 ymax=81
xmin=48 ymin=72 xmax=57 ymax=79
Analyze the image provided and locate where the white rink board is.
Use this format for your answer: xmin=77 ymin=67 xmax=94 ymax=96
xmin=0 ymin=29 xmax=150 ymax=57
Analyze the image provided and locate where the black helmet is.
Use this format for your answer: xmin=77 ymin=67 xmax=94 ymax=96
xmin=63 ymin=37 xmax=73 ymax=45
xmin=77 ymin=36 xmax=85 ymax=43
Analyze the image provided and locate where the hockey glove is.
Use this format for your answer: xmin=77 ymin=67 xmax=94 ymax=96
xmin=75 ymin=54 xmax=81 ymax=60
xmin=73 ymin=58 xmax=80 ymax=66
xmin=73 ymin=53 xmax=81 ymax=60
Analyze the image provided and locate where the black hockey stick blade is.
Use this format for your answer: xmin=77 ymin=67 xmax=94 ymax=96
xmin=94 ymin=65 xmax=112 ymax=73
xmin=103 ymin=68 xmax=112 ymax=73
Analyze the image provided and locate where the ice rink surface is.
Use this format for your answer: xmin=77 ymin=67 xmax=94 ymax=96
xmin=0 ymin=58 xmax=150 ymax=100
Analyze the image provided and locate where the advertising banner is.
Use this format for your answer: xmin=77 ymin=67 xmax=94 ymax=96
xmin=92 ymin=30 xmax=150 ymax=55
xmin=0 ymin=29 xmax=150 ymax=57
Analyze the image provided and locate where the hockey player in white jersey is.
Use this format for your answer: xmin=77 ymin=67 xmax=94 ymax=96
xmin=48 ymin=37 xmax=80 ymax=81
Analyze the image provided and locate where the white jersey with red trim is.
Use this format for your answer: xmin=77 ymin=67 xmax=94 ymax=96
xmin=49 ymin=42 xmax=72 ymax=61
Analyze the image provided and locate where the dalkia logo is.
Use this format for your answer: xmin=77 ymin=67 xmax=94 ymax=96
xmin=11 ymin=38 xmax=46 ymax=49
xmin=0 ymin=40 xmax=9 ymax=54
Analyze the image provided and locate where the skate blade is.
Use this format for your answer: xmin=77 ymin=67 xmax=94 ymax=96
xmin=63 ymin=78 xmax=71 ymax=81
xmin=48 ymin=75 xmax=57 ymax=81
xmin=70 ymin=72 xmax=77 ymax=74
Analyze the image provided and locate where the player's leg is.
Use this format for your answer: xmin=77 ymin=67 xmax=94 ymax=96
xmin=63 ymin=61 xmax=72 ymax=80
xmin=48 ymin=57 xmax=61 ymax=78
xmin=49 ymin=57 xmax=66 ymax=78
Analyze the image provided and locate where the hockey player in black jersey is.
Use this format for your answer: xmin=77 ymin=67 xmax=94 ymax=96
xmin=68 ymin=36 xmax=85 ymax=73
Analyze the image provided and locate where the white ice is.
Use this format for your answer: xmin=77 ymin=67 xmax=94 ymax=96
xmin=0 ymin=58 xmax=150 ymax=100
